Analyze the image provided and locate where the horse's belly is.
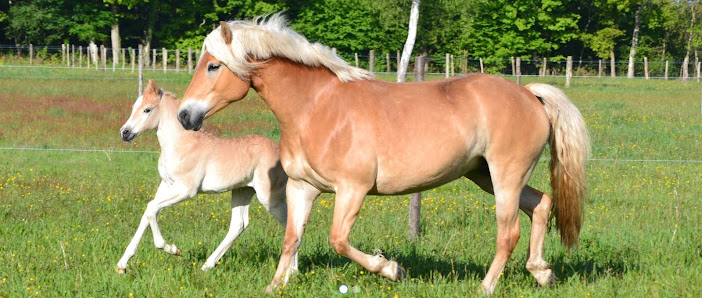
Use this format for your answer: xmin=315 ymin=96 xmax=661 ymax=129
xmin=372 ymin=151 xmax=483 ymax=195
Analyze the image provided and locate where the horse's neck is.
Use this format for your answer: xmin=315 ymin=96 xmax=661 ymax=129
xmin=156 ymin=96 xmax=186 ymax=148
xmin=251 ymin=58 xmax=345 ymax=132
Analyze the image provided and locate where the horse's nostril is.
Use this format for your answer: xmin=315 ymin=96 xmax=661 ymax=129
xmin=179 ymin=110 xmax=190 ymax=124
xmin=122 ymin=129 xmax=130 ymax=137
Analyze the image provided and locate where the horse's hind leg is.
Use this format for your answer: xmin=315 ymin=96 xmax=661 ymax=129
xmin=202 ymin=187 xmax=255 ymax=270
xmin=477 ymin=158 xmax=538 ymax=295
xmin=519 ymin=186 xmax=557 ymax=286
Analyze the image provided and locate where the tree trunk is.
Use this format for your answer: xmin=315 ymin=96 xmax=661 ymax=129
xmin=110 ymin=5 xmax=121 ymax=65
xmin=627 ymin=5 xmax=643 ymax=78
xmin=396 ymin=0 xmax=420 ymax=83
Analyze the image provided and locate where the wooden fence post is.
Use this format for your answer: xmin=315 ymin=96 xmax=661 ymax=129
xmin=598 ymin=60 xmax=603 ymax=77
xmin=397 ymin=50 xmax=400 ymax=72
xmin=188 ymin=47 xmax=193 ymax=74
xmin=152 ymin=49 xmax=156 ymax=71
xmin=162 ymin=48 xmax=167 ymax=73
xmin=386 ymin=53 xmax=391 ymax=72
xmin=665 ymin=60 xmax=669 ymax=79
xmin=71 ymin=45 xmax=75 ymax=69
xmin=87 ymin=46 xmax=91 ymax=69
xmin=29 ymin=44 xmax=33 ymax=65
xmin=122 ymin=49 xmax=126 ymax=70
xmin=176 ymin=49 xmax=180 ymax=72
xmin=409 ymin=54 xmax=425 ymax=241
xmin=610 ymin=52 xmax=616 ymax=78
xmin=369 ymin=50 xmax=375 ymax=73
xmin=101 ymin=45 xmax=107 ymax=71
xmin=445 ymin=53 xmax=450 ymax=78
xmin=79 ymin=46 xmax=82 ymax=68
xmin=511 ymin=57 xmax=515 ymax=76
xmin=354 ymin=53 xmax=359 ymax=68
xmin=516 ymin=57 xmax=521 ymax=85
xmin=644 ymin=56 xmax=649 ymax=79
xmin=130 ymin=47 xmax=135 ymax=73
xmin=541 ymin=57 xmax=547 ymax=77
xmin=479 ymin=58 xmax=484 ymax=73
xmin=451 ymin=55 xmax=455 ymax=76
xmin=566 ymin=56 xmax=573 ymax=87
xmin=62 ymin=44 xmax=66 ymax=65
xmin=138 ymin=44 xmax=143 ymax=96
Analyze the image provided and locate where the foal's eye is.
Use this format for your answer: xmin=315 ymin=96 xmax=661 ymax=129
xmin=143 ymin=108 xmax=152 ymax=113
xmin=207 ymin=63 xmax=221 ymax=72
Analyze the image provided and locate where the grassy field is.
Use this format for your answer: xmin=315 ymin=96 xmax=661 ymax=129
xmin=0 ymin=66 xmax=701 ymax=297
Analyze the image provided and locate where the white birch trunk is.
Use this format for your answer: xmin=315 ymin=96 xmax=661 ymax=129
xmin=627 ymin=5 xmax=643 ymax=78
xmin=111 ymin=24 xmax=121 ymax=65
xmin=396 ymin=0 xmax=420 ymax=82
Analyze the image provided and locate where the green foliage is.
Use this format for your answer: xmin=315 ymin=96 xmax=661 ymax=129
xmin=582 ymin=27 xmax=625 ymax=59
xmin=5 ymin=0 xmax=67 ymax=45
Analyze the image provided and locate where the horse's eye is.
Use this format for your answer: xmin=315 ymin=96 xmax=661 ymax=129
xmin=144 ymin=108 xmax=152 ymax=113
xmin=207 ymin=63 xmax=221 ymax=72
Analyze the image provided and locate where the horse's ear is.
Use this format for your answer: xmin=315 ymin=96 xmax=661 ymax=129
xmin=220 ymin=21 xmax=232 ymax=45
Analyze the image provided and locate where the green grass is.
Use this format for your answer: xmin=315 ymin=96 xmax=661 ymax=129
xmin=0 ymin=67 xmax=701 ymax=296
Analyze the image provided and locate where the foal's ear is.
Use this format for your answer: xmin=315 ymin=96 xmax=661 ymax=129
xmin=145 ymin=79 xmax=159 ymax=95
xmin=220 ymin=21 xmax=232 ymax=45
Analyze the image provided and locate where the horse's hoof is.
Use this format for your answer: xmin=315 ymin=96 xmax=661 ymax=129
xmin=116 ymin=267 xmax=126 ymax=274
xmin=175 ymin=248 xmax=181 ymax=256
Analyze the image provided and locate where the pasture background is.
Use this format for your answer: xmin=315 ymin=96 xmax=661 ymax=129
xmin=0 ymin=67 xmax=700 ymax=297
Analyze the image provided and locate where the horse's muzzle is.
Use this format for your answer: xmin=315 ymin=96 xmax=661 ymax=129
xmin=178 ymin=109 xmax=204 ymax=131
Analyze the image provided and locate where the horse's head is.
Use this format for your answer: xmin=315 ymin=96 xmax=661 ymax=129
xmin=178 ymin=21 xmax=252 ymax=131
xmin=120 ymin=79 xmax=163 ymax=142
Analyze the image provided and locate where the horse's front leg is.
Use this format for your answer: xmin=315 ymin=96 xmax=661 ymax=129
xmin=265 ymin=179 xmax=320 ymax=294
xmin=327 ymin=183 xmax=406 ymax=281
xmin=202 ymin=187 xmax=255 ymax=270
xmin=117 ymin=181 xmax=187 ymax=273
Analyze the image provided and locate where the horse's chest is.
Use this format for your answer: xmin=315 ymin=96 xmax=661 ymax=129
xmin=280 ymin=144 xmax=334 ymax=192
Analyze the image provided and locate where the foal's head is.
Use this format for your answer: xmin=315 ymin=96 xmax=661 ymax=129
xmin=178 ymin=21 xmax=252 ymax=131
xmin=120 ymin=79 xmax=164 ymax=142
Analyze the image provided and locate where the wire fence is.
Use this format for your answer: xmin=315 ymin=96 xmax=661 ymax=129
xmin=1 ymin=147 xmax=700 ymax=164
xmin=2 ymin=44 xmax=700 ymax=80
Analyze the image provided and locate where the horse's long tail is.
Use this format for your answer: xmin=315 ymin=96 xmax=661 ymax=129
xmin=525 ymin=83 xmax=590 ymax=249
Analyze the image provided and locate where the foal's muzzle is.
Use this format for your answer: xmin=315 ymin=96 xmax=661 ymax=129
xmin=178 ymin=109 xmax=204 ymax=131
xmin=120 ymin=127 xmax=136 ymax=142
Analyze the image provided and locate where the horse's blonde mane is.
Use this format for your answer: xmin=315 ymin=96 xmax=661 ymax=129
xmin=203 ymin=13 xmax=372 ymax=82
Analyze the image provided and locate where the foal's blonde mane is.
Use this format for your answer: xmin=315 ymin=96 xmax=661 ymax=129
xmin=203 ymin=13 xmax=372 ymax=82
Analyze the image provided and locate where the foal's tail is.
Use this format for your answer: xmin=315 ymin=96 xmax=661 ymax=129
xmin=525 ymin=83 xmax=590 ymax=249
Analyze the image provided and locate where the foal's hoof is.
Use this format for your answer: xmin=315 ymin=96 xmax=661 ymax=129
xmin=116 ymin=267 xmax=126 ymax=274
xmin=395 ymin=264 xmax=407 ymax=281
xmin=174 ymin=248 xmax=181 ymax=256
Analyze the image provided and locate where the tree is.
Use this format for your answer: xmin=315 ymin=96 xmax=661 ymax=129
xmin=5 ymin=0 xmax=67 ymax=46
xmin=396 ymin=0 xmax=420 ymax=82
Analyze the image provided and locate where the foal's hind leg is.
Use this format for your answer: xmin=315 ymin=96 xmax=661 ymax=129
xmin=519 ymin=186 xmax=557 ymax=286
xmin=202 ymin=187 xmax=255 ymax=270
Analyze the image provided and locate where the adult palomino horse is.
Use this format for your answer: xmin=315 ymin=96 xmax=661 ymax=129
xmin=177 ymin=15 xmax=589 ymax=294
xmin=117 ymin=79 xmax=289 ymax=273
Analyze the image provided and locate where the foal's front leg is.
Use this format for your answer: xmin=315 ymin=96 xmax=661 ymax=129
xmin=202 ymin=187 xmax=255 ymax=270
xmin=117 ymin=181 xmax=190 ymax=273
